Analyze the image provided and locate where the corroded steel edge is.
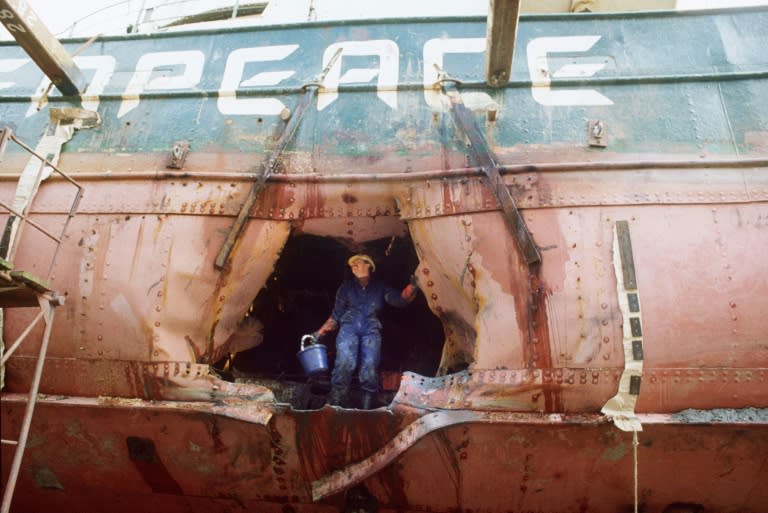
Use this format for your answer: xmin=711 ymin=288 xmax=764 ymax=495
xmin=3 ymin=357 xmax=275 ymax=402
xmin=309 ymin=405 xmax=768 ymax=501
xmin=5 ymin=357 xmax=766 ymax=411
xmin=2 ymin=392 xmax=767 ymax=511
xmin=2 ymin=391 xmax=764 ymax=425
xmin=0 ymin=393 xmax=273 ymax=425
xmin=392 ymin=368 xmax=768 ymax=413
xmin=3 ymin=162 xmax=767 ymax=219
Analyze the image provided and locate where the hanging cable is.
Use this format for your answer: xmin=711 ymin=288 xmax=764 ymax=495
xmin=384 ymin=236 xmax=396 ymax=257
xmin=633 ymin=430 xmax=639 ymax=513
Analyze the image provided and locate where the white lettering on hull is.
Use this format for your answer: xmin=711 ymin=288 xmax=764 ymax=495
xmin=25 ymin=55 xmax=116 ymax=116
xmin=0 ymin=58 xmax=27 ymax=90
xmin=0 ymin=35 xmax=613 ymax=118
xmin=218 ymin=45 xmax=299 ymax=116
xmin=118 ymin=50 xmax=205 ymax=118
xmin=318 ymin=40 xmax=399 ymax=111
xmin=526 ymin=35 xmax=613 ymax=106
xmin=423 ymin=37 xmax=488 ymax=110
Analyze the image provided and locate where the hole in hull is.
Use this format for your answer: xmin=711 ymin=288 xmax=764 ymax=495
xmin=220 ymin=233 xmax=444 ymax=409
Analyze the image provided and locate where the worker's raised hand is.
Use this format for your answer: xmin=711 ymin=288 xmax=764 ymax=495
xmin=401 ymin=283 xmax=418 ymax=302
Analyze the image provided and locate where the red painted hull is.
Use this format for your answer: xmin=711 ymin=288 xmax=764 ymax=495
xmin=2 ymin=394 xmax=767 ymax=513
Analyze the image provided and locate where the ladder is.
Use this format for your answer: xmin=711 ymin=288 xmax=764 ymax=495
xmin=0 ymin=127 xmax=82 ymax=513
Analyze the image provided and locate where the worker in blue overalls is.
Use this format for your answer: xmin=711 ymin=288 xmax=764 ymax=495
xmin=314 ymin=254 xmax=418 ymax=409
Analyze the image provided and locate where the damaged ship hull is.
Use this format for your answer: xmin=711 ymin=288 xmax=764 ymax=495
xmin=1 ymin=5 xmax=767 ymax=512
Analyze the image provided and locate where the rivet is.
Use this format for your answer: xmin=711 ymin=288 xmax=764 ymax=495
xmin=601 ymin=303 xmax=608 ymax=309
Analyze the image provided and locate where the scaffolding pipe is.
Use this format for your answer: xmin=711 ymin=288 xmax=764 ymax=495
xmin=0 ymin=309 xmax=45 ymax=366
xmin=0 ymin=302 xmax=55 ymax=513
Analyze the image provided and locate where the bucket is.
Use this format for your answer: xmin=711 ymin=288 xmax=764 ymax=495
xmin=297 ymin=334 xmax=329 ymax=376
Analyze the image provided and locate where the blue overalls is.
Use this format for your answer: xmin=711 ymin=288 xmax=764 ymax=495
xmin=329 ymin=278 xmax=409 ymax=395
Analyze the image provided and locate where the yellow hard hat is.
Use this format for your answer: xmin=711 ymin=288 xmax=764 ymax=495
xmin=347 ymin=254 xmax=375 ymax=272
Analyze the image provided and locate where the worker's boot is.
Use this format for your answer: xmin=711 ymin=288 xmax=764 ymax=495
xmin=360 ymin=392 xmax=376 ymax=410
xmin=327 ymin=388 xmax=344 ymax=407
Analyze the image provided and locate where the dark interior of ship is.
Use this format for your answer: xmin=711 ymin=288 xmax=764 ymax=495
xmin=214 ymin=234 xmax=445 ymax=409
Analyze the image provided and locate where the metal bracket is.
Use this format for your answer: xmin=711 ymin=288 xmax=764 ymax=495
xmin=167 ymin=141 xmax=189 ymax=169
xmin=49 ymin=107 xmax=100 ymax=129
xmin=433 ymin=64 xmax=463 ymax=89
xmin=588 ymin=119 xmax=607 ymax=147
xmin=435 ymin=65 xmax=540 ymax=267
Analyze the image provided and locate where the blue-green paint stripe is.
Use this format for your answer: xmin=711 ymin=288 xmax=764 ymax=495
xmin=2 ymin=68 xmax=763 ymax=105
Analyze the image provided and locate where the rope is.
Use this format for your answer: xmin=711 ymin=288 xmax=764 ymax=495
xmin=633 ymin=430 xmax=639 ymax=513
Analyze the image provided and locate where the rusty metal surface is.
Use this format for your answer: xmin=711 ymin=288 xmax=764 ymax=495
xmin=0 ymin=171 xmax=764 ymax=403
xmin=2 ymin=357 xmax=275 ymax=402
xmin=3 ymin=159 xmax=765 ymax=218
xmin=1 ymin=394 xmax=767 ymax=513
xmin=393 ymin=368 xmax=767 ymax=413
xmin=0 ymin=7 xmax=767 ymax=512
xmin=0 ymin=213 xmax=290 ymax=365
xmin=439 ymin=75 xmax=540 ymax=266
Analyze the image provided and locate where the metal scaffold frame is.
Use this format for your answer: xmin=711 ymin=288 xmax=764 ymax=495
xmin=0 ymin=127 xmax=82 ymax=513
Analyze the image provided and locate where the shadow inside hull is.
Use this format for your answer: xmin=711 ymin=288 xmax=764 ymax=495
xmin=215 ymin=233 xmax=445 ymax=410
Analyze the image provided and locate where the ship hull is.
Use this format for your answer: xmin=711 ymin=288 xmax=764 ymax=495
xmin=3 ymin=394 xmax=768 ymax=513
xmin=1 ymin=5 xmax=767 ymax=512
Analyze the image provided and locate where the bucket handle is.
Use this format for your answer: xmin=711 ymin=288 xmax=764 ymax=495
xmin=300 ymin=334 xmax=318 ymax=351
